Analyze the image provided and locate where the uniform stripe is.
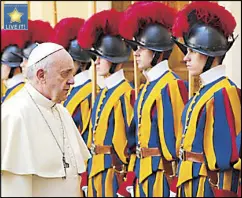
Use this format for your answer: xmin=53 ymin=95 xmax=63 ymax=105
xmin=196 ymin=177 xmax=206 ymax=196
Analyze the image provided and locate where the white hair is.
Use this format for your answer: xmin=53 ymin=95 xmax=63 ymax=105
xmin=26 ymin=57 xmax=51 ymax=80
xmin=26 ymin=49 xmax=67 ymax=80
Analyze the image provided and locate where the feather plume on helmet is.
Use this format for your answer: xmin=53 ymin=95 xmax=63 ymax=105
xmin=77 ymin=9 xmax=122 ymax=49
xmin=20 ymin=20 xmax=54 ymax=59
xmin=1 ymin=29 xmax=29 ymax=52
xmin=77 ymin=9 xmax=131 ymax=64
xmin=172 ymin=1 xmax=236 ymax=38
xmin=51 ymin=17 xmax=85 ymax=49
xmin=119 ymin=1 xmax=177 ymax=41
xmin=28 ymin=19 xmax=54 ymax=44
xmin=172 ymin=1 xmax=237 ymax=58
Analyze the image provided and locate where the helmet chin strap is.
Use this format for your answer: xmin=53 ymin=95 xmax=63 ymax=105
xmin=8 ymin=66 xmax=21 ymax=79
xmin=8 ymin=67 xmax=16 ymax=79
xmin=151 ymin=50 xmax=172 ymax=67
xmin=202 ymin=56 xmax=215 ymax=73
xmin=151 ymin=51 xmax=161 ymax=67
xmin=109 ymin=62 xmax=118 ymax=74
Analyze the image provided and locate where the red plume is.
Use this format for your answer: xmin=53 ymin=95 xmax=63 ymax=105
xmin=50 ymin=17 xmax=85 ymax=49
xmin=77 ymin=9 xmax=122 ymax=49
xmin=172 ymin=1 xmax=236 ymax=38
xmin=119 ymin=1 xmax=177 ymax=40
xmin=28 ymin=20 xmax=54 ymax=44
xmin=1 ymin=29 xmax=29 ymax=52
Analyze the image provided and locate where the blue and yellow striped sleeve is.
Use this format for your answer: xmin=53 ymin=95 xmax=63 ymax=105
xmin=157 ymin=80 xmax=188 ymax=161
xmin=204 ymin=87 xmax=241 ymax=191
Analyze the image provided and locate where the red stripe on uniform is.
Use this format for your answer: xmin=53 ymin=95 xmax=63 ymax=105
xmin=177 ymin=80 xmax=188 ymax=104
xmin=222 ymin=88 xmax=239 ymax=162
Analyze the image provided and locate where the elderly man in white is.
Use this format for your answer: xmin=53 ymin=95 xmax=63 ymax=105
xmin=1 ymin=42 xmax=91 ymax=197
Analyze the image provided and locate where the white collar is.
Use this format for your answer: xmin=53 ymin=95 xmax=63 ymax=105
xmin=25 ymin=82 xmax=56 ymax=109
xmin=142 ymin=60 xmax=170 ymax=82
xmin=200 ymin=65 xmax=226 ymax=86
xmin=104 ymin=69 xmax=126 ymax=89
xmin=4 ymin=73 xmax=25 ymax=89
xmin=73 ymin=70 xmax=90 ymax=87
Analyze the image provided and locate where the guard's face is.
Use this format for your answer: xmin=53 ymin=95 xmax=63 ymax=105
xmin=134 ymin=45 xmax=153 ymax=71
xmin=1 ymin=64 xmax=11 ymax=80
xmin=73 ymin=60 xmax=88 ymax=75
xmin=44 ymin=52 xmax=75 ymax=103
xmin=20 ymin=57 xmax=28 ymax=77
xmin=95 ymin=56 xmax=112 ymax=76
xmin=183 ymin=48 xmax=207 ymax=76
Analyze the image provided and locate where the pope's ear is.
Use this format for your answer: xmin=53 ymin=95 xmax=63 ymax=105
xmin=36 ymin=69 xmax=46 ymax=83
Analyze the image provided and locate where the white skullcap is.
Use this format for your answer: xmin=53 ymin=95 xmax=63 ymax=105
xmin=27 ymin=42 xmax=64 ymax=67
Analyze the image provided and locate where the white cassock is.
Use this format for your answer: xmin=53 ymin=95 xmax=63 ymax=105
xmin=1 ymin=82 xmax=91 ymax=197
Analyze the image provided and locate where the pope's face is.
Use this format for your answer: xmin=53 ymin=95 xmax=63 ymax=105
xmin=44 ymin=51 xmax=75 ymax=103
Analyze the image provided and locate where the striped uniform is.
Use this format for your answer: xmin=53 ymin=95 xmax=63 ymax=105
xmin=1 ymin=74 xmax=25 ymax=103
xmin=177 ymin=68 xmax=241 ymax=197
xmin=127 ymin=61 xmax=188 ymax=197
xmin=64 ymin=77 xmax=92 ymax=144
xmin=87 ymin=69 xmax=135 ymax=197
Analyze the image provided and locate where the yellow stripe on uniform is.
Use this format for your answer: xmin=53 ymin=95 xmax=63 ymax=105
xmin=223 ymin=169 xmax=232 ymax=191
xmin=5 ymin=83 xmax=24 ymax=101
xmin=65 ymin=83 xmax=91 ymax=115
xmin=80 ymin=99 xmax=91 ymax=134
xmin=105 ymin=168 xmax=115 ymax=197
xmin=153 ymin=171 xmax=164 ymax=196
xmin=128 ymin=154 xmax=137 ymax=172
xmin=124 ymin=90 xmax=134 ymax=126
xmin=88 ymin=177 xmax=94 ymax=197
xmin=94 ymin=172 xmax=103 ymax=197
xmin=204 ymin=99 xmax=217 ymax=171
xmin=196 ymin=176 xmax=206 ymax=197
xmin=184 ymin=179 xmax=192 ymax=197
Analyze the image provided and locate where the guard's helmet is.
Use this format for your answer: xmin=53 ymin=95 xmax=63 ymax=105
xmin=119 ymin=1 xmax=177 ymax=52
xmin=172 ymin=1 xmax=237 ymax=57
xmin=50 ymin=17 xmax=92 ymax=63
xmin=1 ymin=29 xmax=29 ymax=67
xmin=22 ymin=20 xmax=54 ymax=59
xmin=77 ymin=9 xmax=131 ymax=64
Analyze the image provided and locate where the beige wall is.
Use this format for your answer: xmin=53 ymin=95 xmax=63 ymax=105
xmin=219 ymin=1 xmax=241 ymax=88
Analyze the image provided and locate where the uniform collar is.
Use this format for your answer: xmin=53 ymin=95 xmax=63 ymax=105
xmin=25 ymin=82 xmax=56 ymax=109
xmin=4 ymin=73 xmax=25 ymax=89
xmin=73 ymin=70 xmax=90 ymax=87
xmin=200 ymin=65 xmax=226 ymax=86
xmin=105 ymin=69 xmax=125 ymax=89
xmin=143 ymin=60 xmax=170 ymax=82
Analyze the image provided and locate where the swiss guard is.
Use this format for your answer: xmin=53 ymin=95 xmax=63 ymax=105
xmin=1 ymin=29 xmax=29 ymax=103
xmin=172 ymin=1 xmax=241 ymax=197
xmin=78 ymin=9 xmax=135 ymax=197
xmin=51 ymin=17 xmax=93 ymax=144
xmin=117 ymin=1 xmax=189 ymax=197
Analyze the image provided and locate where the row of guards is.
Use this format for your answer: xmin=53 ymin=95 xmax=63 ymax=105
xmin=1 ymin=1 xmax=201 ymax=100
xmin=1 ymin=1 xmax=241 ymax=197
